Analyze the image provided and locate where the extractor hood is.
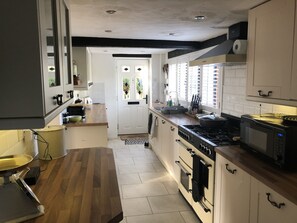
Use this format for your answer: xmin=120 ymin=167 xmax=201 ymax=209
xmin=189 ymin=39 xmax=246 ymax=66
xmin=190 ymin=22 xmax=247 ymax=66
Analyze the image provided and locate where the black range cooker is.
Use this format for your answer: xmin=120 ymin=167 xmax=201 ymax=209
xmin=178 ymin=113 xmax=241 ymax=160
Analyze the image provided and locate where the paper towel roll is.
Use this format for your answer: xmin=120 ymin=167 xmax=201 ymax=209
xmin=233 ymin=40 xmax=247 ymax=54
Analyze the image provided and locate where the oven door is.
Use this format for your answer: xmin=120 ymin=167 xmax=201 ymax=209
xmin=191 ymin=150 xmax=215 ymax=223
xmin=175 ymin=159 xmax=192 ymax=205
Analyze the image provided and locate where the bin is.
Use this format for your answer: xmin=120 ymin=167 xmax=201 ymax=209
xmin=36 ymin=125 xmax=66 ymax=160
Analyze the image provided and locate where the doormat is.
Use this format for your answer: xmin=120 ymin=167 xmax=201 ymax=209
xmin=124 ymin=138 xmax=148 ymax=145
xmin=119 ymin=134 xmax=148 ymax=145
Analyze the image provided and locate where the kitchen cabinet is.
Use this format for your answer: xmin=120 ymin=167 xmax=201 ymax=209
xmin=0 ymin=0 xmax=73 ymax=130
xmin=250 ymin=177 xmax=297 ymax=223
xmin=64 ymin=104 xmax=108 ymax=149
xmin=149 ymin=111 xmax=180 ymax=182
xmin=160 ymin=120 xmax=180 ymax=181
xmin=72 ymin=47 xmax=93 ymax=90
xmin=214 ymin=154 xmax=251 ymax=223
xmin=65 ymin=125 xmax=108 ymax=149
xmin=246 ymin=0 xmax=296 ymax=103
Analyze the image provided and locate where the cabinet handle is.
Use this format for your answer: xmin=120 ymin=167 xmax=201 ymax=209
xmin=170 ymin=126 xmax=175 ymax=131
xmin=162 ymin=120 xmax=165 ymax=124
xmin=266 ymin=193 xmax=285 ymax=209
xmin=67 ymin=90 xmax=74 ymax=98
xmin=175 ymin=161 xmax=191 ymax=176
xmin=225 ymin=164 xmax=236 ymax=174
xmin=175 ymin=139 xmax=192 ymax=153
xmin=53 ymin=94 xmax=63 ymax=105
xmin=258 ymin=90 xmax=272 ymax=97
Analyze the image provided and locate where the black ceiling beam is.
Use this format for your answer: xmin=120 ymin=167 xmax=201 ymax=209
xmin=72 ymin=37 xmax=201 ymax=50
xmin=112 ymin=54 xmax=151 ymax=58
xmin=168 ymin=34 xmax=227 ymax=59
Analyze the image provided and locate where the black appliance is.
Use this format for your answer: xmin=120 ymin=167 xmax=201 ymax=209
xmin=66 ymin=105 xmax=86 ymax=117
xmin=178 ymin=113 xmax=240 ymax=160
xmin=240 ymin=113 xmax=297 ymax=170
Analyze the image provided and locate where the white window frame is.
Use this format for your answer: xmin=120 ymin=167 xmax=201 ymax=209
xmin=167 ymin=57 xmax=222 ymax=114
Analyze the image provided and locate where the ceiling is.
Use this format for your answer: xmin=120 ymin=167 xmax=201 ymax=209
xmin=70 ymin=0 xmax=266 ymax=54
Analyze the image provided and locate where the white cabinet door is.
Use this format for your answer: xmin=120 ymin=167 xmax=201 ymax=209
xmin=214 ymin=154 xmax=251 ymax=223
xmin=246 ymin=0 xmax=295 ymax=100
xmin=291 ymin=1 xmax=297 ymax=100
xmin=150 ymin=113 xmax=162 ymax=157
xmin=250 ymin=178 xmax=297 ymax=223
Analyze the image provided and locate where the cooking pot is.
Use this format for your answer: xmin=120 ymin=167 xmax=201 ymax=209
xmin=198 ymin=114 xmax=227 ymax=128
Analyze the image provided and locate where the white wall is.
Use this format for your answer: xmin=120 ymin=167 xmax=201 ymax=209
xmin=90 ymin=54 xmax=118 ymax=139
xmin=150 ymin=54 xmax=165 ymax=104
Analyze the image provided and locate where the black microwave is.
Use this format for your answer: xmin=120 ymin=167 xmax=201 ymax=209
xmin=240 ymin=114 xmax=297 ymax=170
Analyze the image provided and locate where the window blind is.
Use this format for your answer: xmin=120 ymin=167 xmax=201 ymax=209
xmin=201 ymin=65 xmax=219 ymax=108
xmin=177 ymin=62 xmax=188 ymax=101
xmin=187 ymin=65 xmax=201 ymax=102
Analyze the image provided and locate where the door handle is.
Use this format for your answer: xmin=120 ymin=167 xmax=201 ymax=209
xmin=143 ymin=94 xmax=148 ymax=104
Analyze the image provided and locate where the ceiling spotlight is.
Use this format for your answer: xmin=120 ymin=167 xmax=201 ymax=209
xmin=105 ymin=30 xmax=112 ymax=33
xmin=169 ymin=33 xmax=175 ymax=36
xmin=195 ymin=15 xmax=206 ymax=21
xmin=106 ymin=10 xmax=117 ymax=14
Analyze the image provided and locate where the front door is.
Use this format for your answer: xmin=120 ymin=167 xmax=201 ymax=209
xmin=117 ymin=59 xmax=149 ymax=134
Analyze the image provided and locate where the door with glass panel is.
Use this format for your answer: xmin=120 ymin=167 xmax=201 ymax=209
xmin=117 ymin=59 xmax=149 ymax=134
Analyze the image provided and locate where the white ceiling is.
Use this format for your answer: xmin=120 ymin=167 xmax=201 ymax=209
xmin=70 ymin=0 xmax=266 ymax=54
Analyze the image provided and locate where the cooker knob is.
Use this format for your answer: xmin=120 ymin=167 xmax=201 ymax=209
xmin=208 ymin=149 xmax=212 ymax=155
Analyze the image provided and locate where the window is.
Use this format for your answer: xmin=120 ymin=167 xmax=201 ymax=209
xmin=187 ymin=65 xmax=201 ymax=102
xmin=177 ymin=62 xmax=188 ymax=101
xmin=168 ymin=61 xmax=220 ymax=111
xmin=168 ymin=64 xmax=177 ymax=93
xmin=201 ymin=65 xmax=220 ymax=109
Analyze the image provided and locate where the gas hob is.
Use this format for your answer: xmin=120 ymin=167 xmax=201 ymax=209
xmin=178 ymin=113 xmax=240 ymax=160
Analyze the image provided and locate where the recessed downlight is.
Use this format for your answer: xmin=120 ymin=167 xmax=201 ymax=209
xmin=106 ymin=10 xmax=116 ymax=14
xmin=169 ymin=33 xmax=175 ymax=36
xmin=195 ymin=15 xmax=206 ymax=21
xmin=105 ymin=30 xmax=112 ymax=33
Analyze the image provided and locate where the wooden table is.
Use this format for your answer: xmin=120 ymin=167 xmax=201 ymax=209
xmin=26 ymin=148 xmax=123 ymax=223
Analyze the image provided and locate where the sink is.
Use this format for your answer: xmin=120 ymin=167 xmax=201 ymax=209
xmin=160 ymin=106 xmax=187 ymax=114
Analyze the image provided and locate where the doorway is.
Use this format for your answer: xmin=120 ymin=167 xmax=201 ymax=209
xmin=117 ymin=59 xmax=149 ymax=134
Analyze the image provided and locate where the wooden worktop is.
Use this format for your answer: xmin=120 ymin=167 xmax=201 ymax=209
xmin=216 ymin=146 xmax=297 ymax=206
xmin=149 ymin=107 xmax=199 ymax=127
xmin=27 ymin=148 xmax=123 ymax=223
xmin=64 ymin=104 xmax=108 ymax=127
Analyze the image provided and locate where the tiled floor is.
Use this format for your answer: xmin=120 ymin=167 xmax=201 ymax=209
xmin=108 ymin=138 xmax=201 ymax=223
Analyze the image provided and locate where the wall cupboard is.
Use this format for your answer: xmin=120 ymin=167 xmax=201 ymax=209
xmin=0 ymin=0 xmax=73 ymax=129
xmin=246 ymin=0 xmax=297 ymax=106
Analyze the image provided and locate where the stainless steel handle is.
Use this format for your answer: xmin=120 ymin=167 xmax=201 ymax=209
xmin=175 ymin=139 xmax=192 ymax=153
xmin=200 ymin=159 xmax=212 ymax=168
xmin=175 ymin=161 xmax=191 ymax=176
xmin=198 ymin=200 xmax=211 ymax=213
